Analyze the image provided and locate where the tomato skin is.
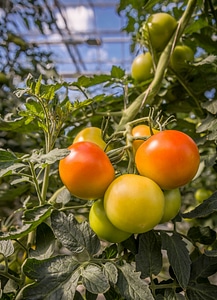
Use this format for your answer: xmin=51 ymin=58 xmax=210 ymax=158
xmin=160 ymin=189 xmax=181 ymax=223
xmin=194 ymin=188 xmax=212 ymax=203
xmin=135 ymin=130 xmax=200 ymax=190
xmin=170 ymin=45 xmax=194 ymax=72
xmin=89 ymin=199 xmax=131 ymax=243
xmin=132 ymin=124 xmax=159 ymax=152
xmin=143 ymin=13 xmax=177 ymax=51
xmin=131 ymin=52 xmax=153 ymax=82
xmin=73 ymin=127 xmax=109 ymax=151
xmin=59 ymin=141 xmax=115 ymax=200
xmin=104 ymin=174 xmax=165 ymax=234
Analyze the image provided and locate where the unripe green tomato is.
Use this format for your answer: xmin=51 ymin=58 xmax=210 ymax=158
xmin=89 ymin=199 xmax=131 ymax=243
xmin=194 ymin=188 xmax=212 ymax=203
xmin=143 ymin=13 xmax=177 ymax=52
xmin=131 ymin=52 xmax=153 ymax=82
xmin=170 ymin=45 xmax=194 ymax=72
xmin=160 ymin=188 xmax=181 ymax=223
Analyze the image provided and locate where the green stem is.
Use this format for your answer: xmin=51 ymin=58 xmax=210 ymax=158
xmin=117 ymin=0 xmax=197 ymax=131
xmin=0 ymin=270 xmax=22 ymax=285
xmin=29 ymin=161 xmax=43 ymax=205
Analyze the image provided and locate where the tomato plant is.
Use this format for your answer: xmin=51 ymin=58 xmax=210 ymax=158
xmin=73 ymin=126 xmax=110 ymax=151
xmin=89 ymin=199 xmax=131 ymax=243
xmin=170 ymin=45 xmax=194 ymax=73
xmin=131 ymin=124 xmax=159 ymax=152
xmin=131 ymin=52 xmax=153 ymax=82
xmin=135 ymin=130 xmax=200 ymax=190
xmin=160 ymin=188 xmax=182 ymax=223
xmin=104 ymin=174 xmax=165 ymax=234
xmin=59 ymin=141 xmax=115 ymax=200
xmin=142 ymin=12 xmax=177 ymax=52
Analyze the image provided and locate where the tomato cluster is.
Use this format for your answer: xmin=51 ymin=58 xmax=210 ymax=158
xmin=59 ymin=125 xmax=200 ymax=244
xmin=131 ymin=12 xmax=194 ymax=82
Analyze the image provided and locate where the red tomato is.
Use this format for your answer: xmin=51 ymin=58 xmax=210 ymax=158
xmin=135 ymin=130 xmax=200 ymax=190
xmin=59 ymin=141 xmax=115 ymax=200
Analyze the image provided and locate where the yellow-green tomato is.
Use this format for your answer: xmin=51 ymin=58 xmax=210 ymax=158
xmin=131 ymin=52 xmax=153 ymax=82
xmin=89 ymin=199 xmax=131 ymax=243
xmin=73 ymin=127 xmax=109 ymax=151
xmin=143 ymin=13 xmax=177 ymax=52
xmin=160 ymin=189 xmax=182 ymax=223
xmin=104 ymin=174 xmax=165 ymax=234
xmin=170 ymin=45 xmax=194 ymax=72
xmin=194 ymin=188 xmax=212 ymax=203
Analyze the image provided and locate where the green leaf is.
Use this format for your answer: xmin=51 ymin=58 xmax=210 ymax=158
xmin=160 ymin=232 xmax=191 ymax=289
xmin=103 ymin=262 xmax=118 ymax=285
xmin=186 ymin=282 xmax=217 ymax=300
xmin=187 ymin=226 xmax=216 ymax=245
xmin=135 ymin=231 xmax=162 ymax=279
xmin=117 ymin=263 xmax=154 ymax=300
xmin=23 ymin=204 xmax=52 ymax=224
xmin=29 ymin=148 xmax=70 ymax=165
xmin=0 ymin=149 xmax=18 ymax=168
xmin=0 ymin=205 xmax=52 ymax=241
xmin=182 ymin=192 xmax=217 ymax=219
xmin=29 ymin=222 xmax=55 ymax=260
xmin=0 ymin=116 xmax=39 ymax=133
xmin=0 ymin=162 xmax=26 ymax=178
xmin=184 ymin=18 xmax=209 ymax=34
xmin=0 ymin=240 xmax=14 ymax=257
xmin=190 ymin=253 xmax=217 ymax=280
xmin=0 ymin=184 xmax=29 ymax=203
xmin=201 ymin=100 xmax=217 ymax=115
xmin=50 ymin=210 xmax=100 ymax=255
xmin=16 ymin=256 xmax=81 ymax=300
xmin=111 ymin=65 xmax=125 ymax=78
xmin=82 ymin=264 xmax=110 ymax=294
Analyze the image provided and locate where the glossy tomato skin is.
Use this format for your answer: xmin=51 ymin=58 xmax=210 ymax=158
xmin=59 ymin=141 xmax=115 ymax=200
xmin=135 ymin=130 xmax=200 ymax=190
xmin=194 ymin=188 xmax=212 ymax=203
xmin=131 ymin=52 xmax=153 ymax=82
xmin=160 ymin=188 xmax=181 ymax=223
xmin=104 ymin=174 xmax=165 ymax=234
xmin=89 ymin=199 xmax=131 ymax=243
xmin=73 ymin=127 xmax=109 ymax=151
xmin=132 ymin=124 xmax=159 ymax=152
xmin=170 ymin=45 xmax=194 ymax=73
xmin=143 ymin=13 xmax=177 ymax=51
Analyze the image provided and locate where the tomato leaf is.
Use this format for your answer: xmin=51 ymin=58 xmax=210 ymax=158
xmin=16 ymin=256 xmax=81 ymax=300
xmin=186 ymin=282 xmax=217 ymax=300
xmin=135 ymin=231 xmax=162 ymax=278
xmin=103 ymin=262 xmax=118 ymax=285
xmin=160 ymin=232 xmax=191 ymax=289
xmin=117 ymin=263 xmax=154 ymax=300
xmin=82 ymin=264 xmax=110 ymax=294
xmin=187 ymin=226 xmax=216 ymax=245
xmin=0 ymin=240 xmax=14 ymax=257
xmin=29 ymin=222 xmax=56 ymax=260
xmin=182 ymin=191 xmax=217 ymax=219
xmin=50 ymin=210 xmax=100 ymax=255
xmin=111 ymin=65 xmax=125 ymax=79
xmin=190 ymin=253 xmax=217 ymax=280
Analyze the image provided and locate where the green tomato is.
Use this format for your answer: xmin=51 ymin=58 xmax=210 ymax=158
xmin=142 ymin=13 xmax=177 ymax=52
xmin=170 ymin=45 xmax=194 ymax=72
xmin=89 ymin=199 xmax=131 ymax=243
xmin=194 ymin=188 xmax=212 ymax=203
xmin=160 ymin=189 xmax=181 ymax=224
xmin=131 ymin=52 xmax=153 ymax=82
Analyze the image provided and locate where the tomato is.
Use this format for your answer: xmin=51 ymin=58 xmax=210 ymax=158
xmin=131 ymin=52 xmax=153 ymax=82
xmin=135 ymin=130 xmax=200 ymax=190
xmin=160 ymin=188 xmax=181 ymax=223
xmin=170 ymin=45 xmax=194 ymax=72
xmin=104 ymin=174 xmax=165 ymax=234
xmin=73 ymin=127 xmax=110 ymax=151
xmin=59 ymin=141 xmax=115 ymax=200
xmin=142 ymin=13 xmax=177 ymax=52
xmin=194 ymin=188 xmax=212 ymax=203
xmin=89 ymin=199 xmax=131 ymax=243
xmin=131 ymin=124 xmax=159 ymax=152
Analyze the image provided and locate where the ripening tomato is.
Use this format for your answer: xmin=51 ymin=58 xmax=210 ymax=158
xmin=89 ymin=199 xmax=131 ymax=243
xmin=135 ymin=130 xmax=200 ymax=190
xmin=59 ymin=141 xmax=115 ymax=200
xmin=160 ymin=188 xmax=181 ymax=223
xmin=170 ymin=45 xmax=194 ymax=73
xmin=104 ymin=174 xmax=165 ymax=234
xmin=73 ymin=127 xmax=110 ymax=151
xmin=131 ymin=52 xmax=153 ymax=82
xmin=142 ymin=13 xmax=177 ymax=52
xmin=131 ymin=124 xmax=159 ymax=152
